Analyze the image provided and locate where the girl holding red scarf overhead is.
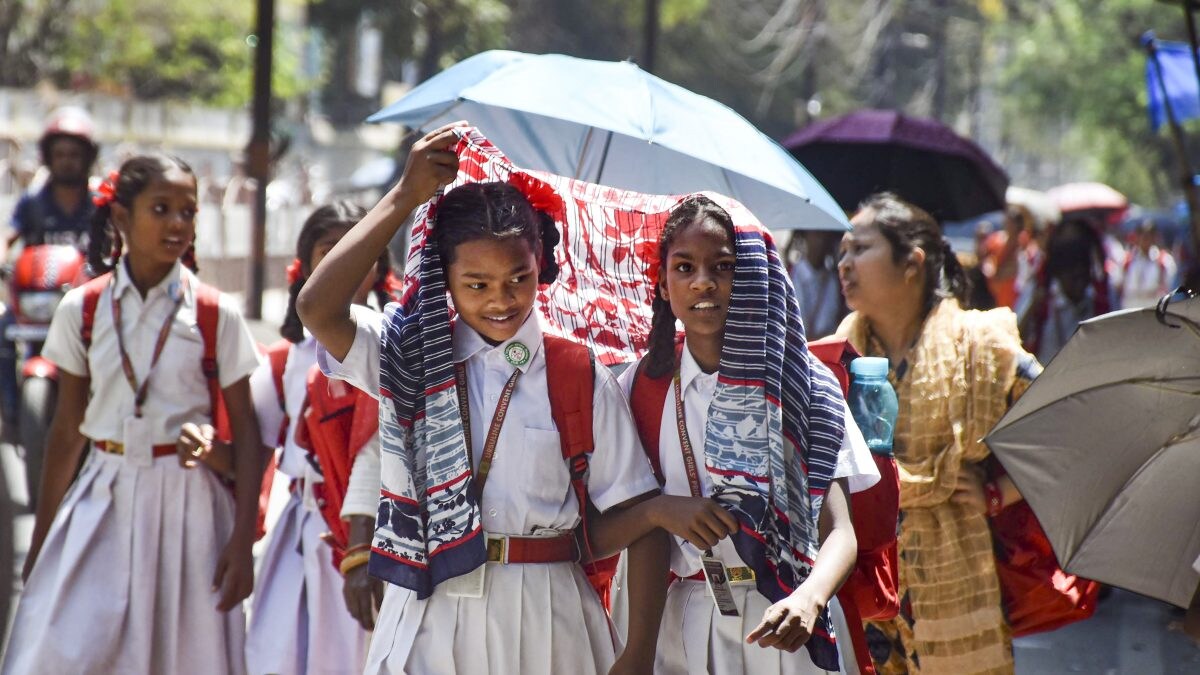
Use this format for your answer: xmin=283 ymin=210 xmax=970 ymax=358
xmin=4 ymin=155 xmax=262 ymax=674
xmin=298 ymin=123 xmax=669 ymax=675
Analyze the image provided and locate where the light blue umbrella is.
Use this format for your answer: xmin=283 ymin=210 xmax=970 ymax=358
xmin=369 ymin=50 xmax=848 ymax=231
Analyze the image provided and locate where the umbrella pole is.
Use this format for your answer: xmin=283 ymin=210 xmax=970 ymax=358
xmin=1145 ymin=35 xmax=1200 ymax=289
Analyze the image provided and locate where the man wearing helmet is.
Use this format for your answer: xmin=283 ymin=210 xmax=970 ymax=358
xmin=0 ymin=107 xmax=99 ymax=424
xmin=3 ymin=107 xmax=98 ymax=254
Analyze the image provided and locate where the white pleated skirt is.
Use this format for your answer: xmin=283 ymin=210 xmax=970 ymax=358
xmin=245 ymin=492 xmax=370 ymax=675
xmin=365 ymin=560 xmax=617 ymax=675
xmin=2 ymin=448 xmax=247 ymax=675
xmin=655 ymin=579 xmax=856 ymax=675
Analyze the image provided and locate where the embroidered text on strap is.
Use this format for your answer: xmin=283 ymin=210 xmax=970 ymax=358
xmin=111 ymin=270 xmax=187 ymax=418
xmin=672 ymin=370 xmax=705 ymax=499
xmin=453 ymin=362 xmax=522 ymax=500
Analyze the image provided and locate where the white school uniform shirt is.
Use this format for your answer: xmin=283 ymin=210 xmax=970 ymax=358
xmin=249 ymin=335 xmax=318 ymax=479
xmin=617 ymin=340 xmax=879 ymax=578
xmin=341 ymin=433 xmax=381 ymax=518
xmin=42 ymin=259 xmax=262 ymax=445
xmin=319 ymin=305 xmax=661 ymax=535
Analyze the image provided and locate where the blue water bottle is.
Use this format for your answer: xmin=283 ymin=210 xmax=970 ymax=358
xmin=847 ymin=357 xmax=899 ymax=456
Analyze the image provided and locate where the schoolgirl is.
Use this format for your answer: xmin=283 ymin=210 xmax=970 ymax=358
xmin=600 ymin=195 xmax=880 ymax=674
xmin=3 ymin=154 xmax=262 ymax=674
xmin=297 ymin=123 xmax=668 ymax=674
xmin=243 ymin=201 xmax=390 ymax=675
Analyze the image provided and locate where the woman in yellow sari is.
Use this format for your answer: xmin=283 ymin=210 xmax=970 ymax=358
xmin=835 ymin=194 xmax=1041 ymax=674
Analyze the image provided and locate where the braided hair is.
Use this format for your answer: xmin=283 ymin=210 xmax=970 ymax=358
xmin=88 ymin=154 xmax=198 ymax=275
xmin=643 ymin=195 xmax=737 ymax=378
xmin=280 ymin=200 xmax=378 ymax=343
xmin=856 ymin=192 xmax=970 ymax=313
xmin=431 ymin=181 xmax=561 ymax=285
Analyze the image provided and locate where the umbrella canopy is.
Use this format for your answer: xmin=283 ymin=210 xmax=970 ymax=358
xmin=986 ymin=295 xmax=1200 ymax=607
xmin=1046 ymin=182 xmax=1129 ymax=214
xmin=368 ymin=50 xmax=847 ymax=231
xmin=1006 ymin=186 xmax=1060 ymax=232
xmin=782 ymin=109 xmax=1009 ymax=222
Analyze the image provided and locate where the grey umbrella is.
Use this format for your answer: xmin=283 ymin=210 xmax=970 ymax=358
xmin=986 ymin=293 xmax=1200 ymax=608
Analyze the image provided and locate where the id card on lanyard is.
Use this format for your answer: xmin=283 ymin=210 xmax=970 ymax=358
xmin=675 ymin=371 xmax=740 ymax=616
xmin=112 ymin=269 xmax=186 ymax=467
xmin=444 ymin=360 xmax=522 ymax=598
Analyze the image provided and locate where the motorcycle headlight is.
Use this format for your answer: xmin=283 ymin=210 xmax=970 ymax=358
xmin=19 ymin=291 xmax=65 ymax=323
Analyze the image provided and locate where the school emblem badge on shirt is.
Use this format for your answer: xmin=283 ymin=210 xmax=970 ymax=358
xmin=504 ymin=341 xmax=530 ymax=367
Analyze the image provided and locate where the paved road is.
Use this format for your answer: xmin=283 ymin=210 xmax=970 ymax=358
xmin=1 ymin=438 xmax=1198 ymax=672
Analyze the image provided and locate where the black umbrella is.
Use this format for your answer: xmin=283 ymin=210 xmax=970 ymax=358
xmin=783 ymin=109 xmax=1009 ymax=221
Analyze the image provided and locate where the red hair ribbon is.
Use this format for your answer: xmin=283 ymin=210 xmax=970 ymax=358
xmin=639 ymin=240 xmax=663 ymax=290
xmin=286 ymin=258 xmax=303 ymax=285
xmin=508 ymin=171 xmax=564 ymax=218
xmin=92 ymin=169 xmax=120 ymax=208
xmin=376 ymin=270 xmax=404 ymax=302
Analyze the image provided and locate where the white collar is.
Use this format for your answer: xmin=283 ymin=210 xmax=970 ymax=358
xmin=452 ymin=310 xmax=545 ymax=374
xmin=112 ymin=257 xmax=190 ymax=305
xmin=679 ymin=337 xmax=717 ymax=393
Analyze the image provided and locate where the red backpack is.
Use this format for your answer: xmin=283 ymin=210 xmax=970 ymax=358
xmin=629 ymin=337 xmax=900 ymax=675
xmin=80 ymin=273 xmax=283 ymax=539
xmin=294 ymin=366 xmax=379 ymax=570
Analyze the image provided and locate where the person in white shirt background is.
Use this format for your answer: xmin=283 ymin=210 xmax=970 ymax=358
xmin=1118 ymin=219 xmax=1178 ymax=309
xmin=3 ymin=154 xmax=262 ymax=675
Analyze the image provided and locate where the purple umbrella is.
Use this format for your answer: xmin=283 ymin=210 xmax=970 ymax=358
xmin=783 ymin=109 xmax=1009 ymax=221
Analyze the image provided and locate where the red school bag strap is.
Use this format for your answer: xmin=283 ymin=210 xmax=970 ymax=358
xmin=264 ymin=339 xmax=292 ymax=446
xmin=542 ymin=335 xmax=619 ymax=603
xmin=194 ymin=281 xmax=224 ymax=432
xmin=627 ymin=340 xmax=683 ymax=485
xmin=79 ymin=272 xmax=114 ymax=351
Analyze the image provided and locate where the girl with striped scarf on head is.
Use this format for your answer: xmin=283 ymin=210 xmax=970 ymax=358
xmin=597 ymin=195 xmax=880 ymax=674
xmin=297 ymin=123 xmax=670 ymax=675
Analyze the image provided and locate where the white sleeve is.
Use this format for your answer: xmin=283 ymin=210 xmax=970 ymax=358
xmin=316 ymin=304 xmax=383 ymax=399
xmin=586 ymin=366 xmax=660 ymax=512
xmin=216 ymin=293 xmax=264 ymax=388
xmin=249 ymin=359 xmax=285 ymax=448
xmin=835 ymin=401 xmax=881 ymax=494
xmin=41 ymin=286 xmax=87 ymax=377
xmin=341 ymin=433 xmax=381 ymax=519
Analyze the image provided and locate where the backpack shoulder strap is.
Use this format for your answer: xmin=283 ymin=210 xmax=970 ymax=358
xmin=265 ymin=339 xmax=291 ymax=412
xmin=265 ymin=338 xmax=293 ymax=446
xmin=194 ymin=281 xmax=222 ymax=416
xmin=628 ymin=358 xmax=670 ymax=485
xmin=79 ymin=272 xmax=113 ymax=351
xmin=543 ymin=335 xmax=595 ymax=464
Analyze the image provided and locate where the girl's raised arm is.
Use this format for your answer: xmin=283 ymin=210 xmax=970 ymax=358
xmin=298 ymin=123 xmax=464 ymax=360
xmin=24 ymin=371 xmax=89 ymax=580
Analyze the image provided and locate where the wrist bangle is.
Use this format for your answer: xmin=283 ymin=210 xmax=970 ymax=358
xmin=339 ymin=550 xmax=371 ymax=575
xmin=984 ymin=480 xmax=1004 ymax=517
xmin=344 ymin=542 xmax=371 ymax=556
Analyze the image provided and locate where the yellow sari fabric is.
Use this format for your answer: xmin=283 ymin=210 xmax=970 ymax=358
xmin=838 ymin=299 xmax=1033 ymax=675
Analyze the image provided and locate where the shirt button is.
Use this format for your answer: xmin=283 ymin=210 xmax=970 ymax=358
xmin=488 ymin=508 xmax=498 ymax=517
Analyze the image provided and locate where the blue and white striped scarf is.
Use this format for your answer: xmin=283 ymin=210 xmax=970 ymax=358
xmin=706 ymin=220 xmax=846 ymax=669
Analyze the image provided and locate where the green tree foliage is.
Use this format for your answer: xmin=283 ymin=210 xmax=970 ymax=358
xmin=1 ymin=0 xmax=308 ymax=106
xmin=65 ymin=0 xmax=309 ymax=105
xmin=993 ymin=0 xmax=1192 ymax=204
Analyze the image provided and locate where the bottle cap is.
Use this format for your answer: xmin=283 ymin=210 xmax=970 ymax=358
xmin=849 ymin=356 xmax=890 ymax=378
